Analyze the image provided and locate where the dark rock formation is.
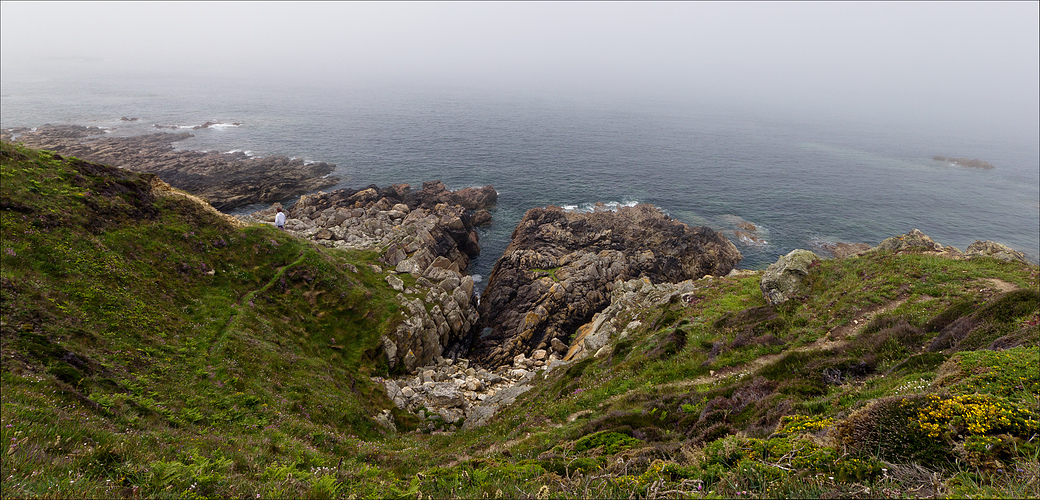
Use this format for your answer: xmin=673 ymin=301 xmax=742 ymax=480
xmin=468 ymin=203 xmax=742 ymax=367
xmin=7 ymin=124 xmax=339 ymax=210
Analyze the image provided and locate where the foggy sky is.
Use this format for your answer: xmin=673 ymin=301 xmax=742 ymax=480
xmin=2 ymin=2 xmax=1038 ymax=138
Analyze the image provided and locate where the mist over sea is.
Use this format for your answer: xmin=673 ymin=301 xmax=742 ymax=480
xmin=3 ymin=76 xmax=1038 ymax=281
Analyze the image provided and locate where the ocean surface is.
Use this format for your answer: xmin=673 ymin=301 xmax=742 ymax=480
xmin=3 ymin=77 xmax=1038 ymax=284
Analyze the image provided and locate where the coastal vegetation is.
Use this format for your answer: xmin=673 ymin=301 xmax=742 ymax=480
xmin=2 ymin=140 xmax=1038 ymax=498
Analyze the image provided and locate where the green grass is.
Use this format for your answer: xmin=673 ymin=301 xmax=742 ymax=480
xmin=2 ymin=140 xmax=1039 ymax=498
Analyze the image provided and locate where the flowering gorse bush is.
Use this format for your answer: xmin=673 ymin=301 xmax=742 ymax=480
xmin=778 ymin=414 xmax=834 ymax=434
xmin=914 ymin=393 xmax=1039 ymax=439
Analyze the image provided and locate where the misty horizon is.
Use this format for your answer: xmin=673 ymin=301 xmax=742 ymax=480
xmin=2 ymin=2 xmax=1038 ymax=143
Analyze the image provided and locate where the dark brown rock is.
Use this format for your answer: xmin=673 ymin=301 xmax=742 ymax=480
xmin=468 ymin=204 xmax=742 ymax=367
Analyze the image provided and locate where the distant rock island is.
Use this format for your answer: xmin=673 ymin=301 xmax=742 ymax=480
xmin=933 ymin=156 xmax=994 ymax=170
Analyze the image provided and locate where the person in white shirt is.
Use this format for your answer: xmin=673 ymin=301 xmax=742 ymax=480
xmin=274 ymin=208 xmax=286 ymax=230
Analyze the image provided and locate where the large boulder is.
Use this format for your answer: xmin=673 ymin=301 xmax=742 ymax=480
xmin=760 ymin=249 xmax=819 ymax=305
xmin=468 ymin=204 xmax=742 ymax=367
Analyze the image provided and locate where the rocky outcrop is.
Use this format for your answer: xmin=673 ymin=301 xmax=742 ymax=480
xmin=813 ymin=241 xmax=871 ymax=259
xmin=965 ymin=240 xmax=1031 ymax=264
xmin=760 ymin=249 xmax=820 ymax=305
xmin=468 ymin=203 xmax=742 ymax=368
xmin=933 ymin=156 xmax=995 ymax=170
xmin=871 ymin=228 xmax=962 ymax=257
xmin=565 ymin=277 xmax=710 ymax=361
xmin=7 ymin=124 xmax=339 ymax=210
xmin=239 ymin=181 xmax=497 ymax=372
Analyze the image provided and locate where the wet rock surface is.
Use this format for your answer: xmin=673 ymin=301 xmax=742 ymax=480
xmin=469 ymin=203 xmax=742 ymax=368
xmin=4 ymin=124 xmax=339 ymax=211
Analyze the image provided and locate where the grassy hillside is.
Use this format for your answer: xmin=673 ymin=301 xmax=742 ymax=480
xmin=2 ymin=140 xmax=1038 ymax=499
xmin=0 ymin=142 xmax=411 ymax=498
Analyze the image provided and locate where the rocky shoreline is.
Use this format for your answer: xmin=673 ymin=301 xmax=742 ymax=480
xmin=6 ymin=128 xmax=1028 ymax=432
xmin=2 ymin=124 xmax=340 ymax=210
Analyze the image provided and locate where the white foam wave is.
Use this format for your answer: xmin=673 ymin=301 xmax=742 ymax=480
xmin=560 ymin=200 xmax=640 ymax=213
xmin=223 ymin=149 xmax=257 ymax=157
xmin=207 ymin=123 xmax=240 ymax=130
xmin=471 ymin=274 xmax=483 ymax=283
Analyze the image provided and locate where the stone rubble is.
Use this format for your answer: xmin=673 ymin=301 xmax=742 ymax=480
xmin=372 ymin=351 xmax=572 ymax=432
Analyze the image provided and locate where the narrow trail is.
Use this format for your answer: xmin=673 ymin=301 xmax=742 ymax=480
xmin=206 ymin=252 xmax=309 ymax=360
xmin=593 ymin=296 xmax=913 ymax=410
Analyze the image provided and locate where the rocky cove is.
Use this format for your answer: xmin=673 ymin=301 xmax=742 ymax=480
xmin=237 ymin=181 xmax=1028 ymax=433
xmin=4 ymin=126 xmax=1030 ymax=433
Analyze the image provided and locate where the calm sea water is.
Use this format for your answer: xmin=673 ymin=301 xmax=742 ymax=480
xmin=3 ymin=77 xmax=1038 ymax=282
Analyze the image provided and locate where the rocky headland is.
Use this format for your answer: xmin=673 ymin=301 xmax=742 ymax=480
xmin=2 ymin=124 xmax=340 ymax=210
xmin=369 ymin=225 xmax=1030 ymax=429
xmin=467 ymin=203 xmax=743 ymax=368
xmin=244 ymin=196 xmax=745 ymax=428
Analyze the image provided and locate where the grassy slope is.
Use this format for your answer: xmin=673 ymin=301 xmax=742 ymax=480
xmin=2 ymin=140 xmax=1038 ymax=499
xmin=0 ymin=142 xmax=410 ymax=498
